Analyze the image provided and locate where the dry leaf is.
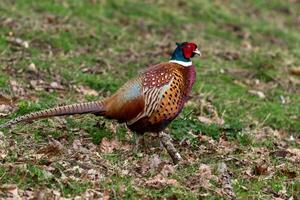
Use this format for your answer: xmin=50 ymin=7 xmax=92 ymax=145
xmin=198 ymin=134 xmax=212 ymax=142
xmin=280 ymin=169 xmax=297 ymax=179
xmin=85 ymin=169 xmax=101 ymax=181
xmin=290 ymin=67 xmax=300 ymax=76
xmin=253 ymin=164 xmax=269 ymax=175
xmin=273 ymin=198 xmax=285 ymax=200
xmin=218 ymin=163 xmax=236 ymax=199
xmin=0 ymin=94 xmax=13 ymax=115
xmin=50 ymin=81 xmax=64 ymax=90
xmin=145 ymin=174 xmax=177 ymax=188
xmin=270 ymin=150 xmax=289 ymax=158
xmin=1 ymin=184 xmax=20 ymax=198
xmin=72 ymin=139 xmax=83 ymax=151
xmin=103 ymin=189 xmax=110 ymax=200
xmin=186 ymin=164 xmax=217 ymax=190
xmin=37 ymin=144 xmax=62 ymax=157
xmin=248 ymin=90 xmax=266 ymax=99
xmin=0 ymin=94 xmax=11 ymax=105
xmin=135 ymin=156 xmax=150 ymax=175
xmin=7 ymin=37 xmax=29 ymax=48
xmin=198 ymin=116 xmax=213 ymax=124
xmin=160 ymin=164 xmax=175 ymax=177
xmin=10 ymin=80 xmax=25 ymax=95
xmin=75 ymin=85 xmax=98 ymax=96
xmin=149 ymin=154 xmax=162 ymax=171
xmin=287 ymin=148 xmax=300 ymax=162
xmin=0 ymin=104 xmax=11 ymax=114
xmin=77 ymin=189 xmax=104 ymax=199
xmin=0 ymin=131 xmax=8 ymax=159
xmin=99 ymin=138 xmax=119 ymax=153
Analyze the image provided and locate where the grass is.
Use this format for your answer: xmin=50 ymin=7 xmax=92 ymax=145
xmin=0 ymin=0 xmax=300 ymax=199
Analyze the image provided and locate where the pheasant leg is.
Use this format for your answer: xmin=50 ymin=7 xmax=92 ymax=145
xmin=159 ymin=132 xmax=182 ymax=164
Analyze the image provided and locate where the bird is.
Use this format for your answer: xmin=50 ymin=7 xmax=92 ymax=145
xmin=0 ymin=42 xmax=201 ymax=163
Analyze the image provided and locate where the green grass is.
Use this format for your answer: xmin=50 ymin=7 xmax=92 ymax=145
xmin=0 ymin=0 xmax=299 ymax=198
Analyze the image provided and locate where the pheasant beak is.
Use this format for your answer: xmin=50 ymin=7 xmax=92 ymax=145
xmin=193 ymin=48 xmax=201 ymax=56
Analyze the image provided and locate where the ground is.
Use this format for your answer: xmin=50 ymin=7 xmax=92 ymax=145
xmin=0 ymin=0 xmax=300 ymax=199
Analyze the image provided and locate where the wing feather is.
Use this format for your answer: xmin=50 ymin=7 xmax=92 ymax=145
xmin=127 ymin=76 xmax=173 ymax=125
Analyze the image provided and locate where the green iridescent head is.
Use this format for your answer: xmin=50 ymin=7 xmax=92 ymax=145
xmin=170 ymin=42 xmax=201 ymax=62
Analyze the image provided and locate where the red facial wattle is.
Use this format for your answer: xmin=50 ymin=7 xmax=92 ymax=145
xmin=182 ymin=43 xmax=197 ymax=59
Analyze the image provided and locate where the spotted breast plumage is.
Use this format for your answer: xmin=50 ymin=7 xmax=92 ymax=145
xmin=0 ymin=42 xmax=201 ymax=163
xmin=125 ymin=62 xmax=196 ymax=134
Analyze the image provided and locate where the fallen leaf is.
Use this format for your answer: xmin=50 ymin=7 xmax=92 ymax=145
xmin=280 ymin=169 xmax=297 ymax=179
xmin=75 ymin=85 xmax=98 ymax=96
xmin=186 ymin=164 xmax=217 ymax=190
xmin=0 ymin=184 xmax=20 ymax=198
xmin=198 ymin=116 xmax=213 ymax=124
xmin=50 ymin=81 xmax=64 ymax=90
xmin=253 ymin=164 xmax=269 ymax=175
xmin=287 ymin=148 xmax=300 ymax=162
xmin=72 ymin=139 xmax=83 ymax=151
xmin=0 ymin=105 xmax=11 ymax=115
xmin=10 ymin=80 xmax=25 ymax=95
xmin=0 ymin=131 xmax=8 ymax=159
xmin=160 ymin=164 xmax=175 ymax=177
xmin=290 ymin=67 xmax=300 ymax=76
xmin=103 ymin=189 xmax=110 ymax=200
xmin=218 ymin=163 xmax=236 ymax=199
xmin=0 ymin=94 xmax=13 ymax=115
xmin=273 ymin=198 xmax=285 ymax=200
xmin=0 ymin=94 xmax=11 ymax=105
xmin=7 ymin=36 xmax=29 ymax=48
xmin=84 ymin=169 xmax=101 ymax=181
xmin=145 ymin=174 xmax=177 ymax=188
xmin=77 ymin=188 xmax=105 ymax=199
xmin=248 ymin=90 xmax=266 ymax=99
xmin=197 ymin=134 xmax=212 ymax=142
xmin=270 ymin=150 xmax=289 ymax=158
xmin=149 ymin=154 xmax=162 ymax=171
xmin=99 ymin=138 xmax=119 ymax=153
xmin=134 ymin=155 xmax=150 ymax=175
xmin=37 ymin=144 xmax=62 ymax=157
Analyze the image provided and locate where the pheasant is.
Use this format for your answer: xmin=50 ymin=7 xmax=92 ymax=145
xmin=0 ymin=42 xmax=201 ymax=163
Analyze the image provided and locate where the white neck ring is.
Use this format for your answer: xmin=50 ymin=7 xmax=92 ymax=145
xmin=169 ymin=60 xmax=192 ymax=67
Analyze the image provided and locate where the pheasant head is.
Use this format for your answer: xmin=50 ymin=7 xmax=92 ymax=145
xmin=170 ymin=42 xmax=201 ymax=66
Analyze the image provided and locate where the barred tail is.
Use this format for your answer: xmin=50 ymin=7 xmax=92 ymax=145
xmin=0 ymin=101 xmax=105 ymax=129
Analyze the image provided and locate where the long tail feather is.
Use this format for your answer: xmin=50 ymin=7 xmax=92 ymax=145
xmin=0 ymin=101 xmax=105 ymax=129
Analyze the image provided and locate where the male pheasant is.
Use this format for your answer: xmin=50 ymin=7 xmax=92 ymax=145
xmin=0 ymin=42 xmax=201 ymax=163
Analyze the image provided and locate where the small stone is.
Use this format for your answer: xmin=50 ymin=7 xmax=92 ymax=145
xmin=50 ymin=82 xmax=59 ymax=89
xmin=28 ymin=63 xmax=38 ymax=73
xmin=23 ymin=41 xmax=29 ymax=48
